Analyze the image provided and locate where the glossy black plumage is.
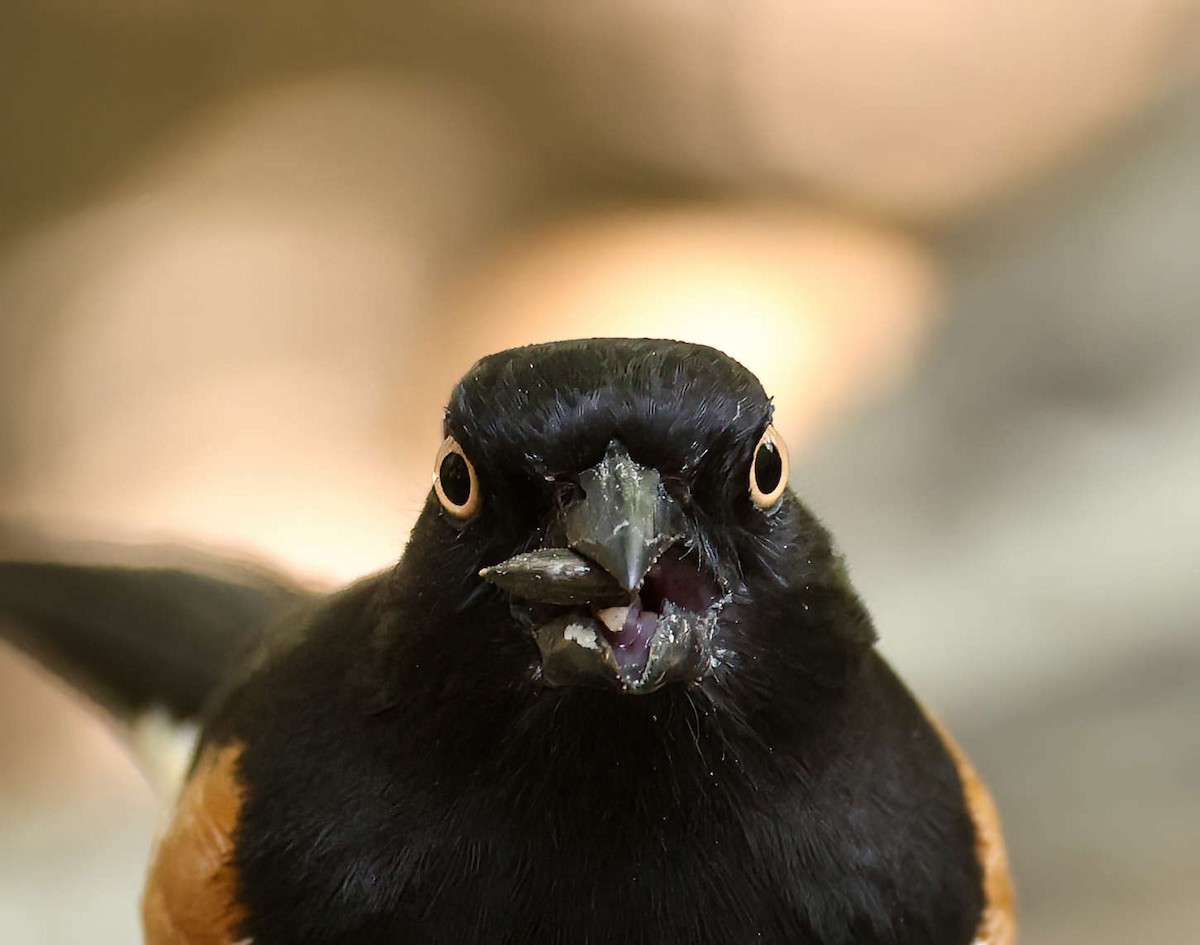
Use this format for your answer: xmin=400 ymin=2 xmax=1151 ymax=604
xmin=206 ymin=339 xmax=984 ymax=944
xmin=1 ymin=339 xmax=997 ymax=944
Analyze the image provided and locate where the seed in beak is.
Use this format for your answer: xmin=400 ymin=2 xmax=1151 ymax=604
xmin=596 ymin=606 xmax=630 ymax=636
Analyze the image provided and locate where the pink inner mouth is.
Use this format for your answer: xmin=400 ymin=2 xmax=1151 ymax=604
xmin=600 ymin=597 xmax=659 ymax=654
xmin=593 ymin=548 xmax=722 ymax=676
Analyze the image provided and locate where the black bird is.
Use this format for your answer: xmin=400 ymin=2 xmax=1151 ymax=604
xmin=0 ymin=339 xmax=1013 ymax=945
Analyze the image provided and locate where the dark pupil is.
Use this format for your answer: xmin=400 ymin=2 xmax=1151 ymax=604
xmin=439 ymin=453 xmax=473 ymax=506
xmin=754 ymin=441 xmax=782 ymax=494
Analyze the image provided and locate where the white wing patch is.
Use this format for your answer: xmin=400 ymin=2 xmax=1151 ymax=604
xmin=129 ymin=707 xmax=200 ymax=802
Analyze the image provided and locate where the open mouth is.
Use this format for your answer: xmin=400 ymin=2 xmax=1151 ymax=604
xmin=477 ymin=440 xmax=730 ymax=693
xmin=525 ymin=546 xmax=727 ymax=693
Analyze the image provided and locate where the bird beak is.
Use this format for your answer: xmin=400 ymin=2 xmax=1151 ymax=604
xmin=480 ymin=441 xmax=685 ymax=603
xmin=480 ymin=442 xmax=725 ymax=693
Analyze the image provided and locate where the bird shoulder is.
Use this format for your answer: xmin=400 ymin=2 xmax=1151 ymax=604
xmin=142 ymin=741 xmax=248 ymax=945
xmin=928 ymin=715 xmax=1017 ymax=945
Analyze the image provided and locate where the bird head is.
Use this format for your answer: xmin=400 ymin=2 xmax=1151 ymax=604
xmin=390 ymin=339 xmax=875 ymax=715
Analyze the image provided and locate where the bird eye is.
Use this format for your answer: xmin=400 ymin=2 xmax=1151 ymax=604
xmin=433 ymin=436 xmax=481 ymax=520
xmin=748 ymin=425 xmax=789 ymax=511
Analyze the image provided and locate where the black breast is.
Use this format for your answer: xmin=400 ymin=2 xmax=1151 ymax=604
xmin=215 ymin=582 xmax=983 ymax=945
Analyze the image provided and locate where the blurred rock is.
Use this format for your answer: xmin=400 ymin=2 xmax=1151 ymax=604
xmin=479 ymin=0 xmax=1200 ymax=218
xmin=803 ymin=89 xmax=1200 ymax=716
xmin=960 ymin=645 xmax=1200 ymax=945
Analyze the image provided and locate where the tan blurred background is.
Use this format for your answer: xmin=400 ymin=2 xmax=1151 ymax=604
xmin=2 ymin=2 xmax=1199 ymax=942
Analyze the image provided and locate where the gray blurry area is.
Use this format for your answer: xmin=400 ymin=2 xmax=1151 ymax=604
xmin=1 ymin=4 xmax=1199 ymax=944
xmin=806 ymin=91 xmax=1200 ymax=944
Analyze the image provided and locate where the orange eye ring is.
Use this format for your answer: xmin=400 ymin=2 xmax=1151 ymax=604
xmin=433 ymin=436 xmax=482 ymax=520
xmin=749 ymin=425 xmax=789 ymax=511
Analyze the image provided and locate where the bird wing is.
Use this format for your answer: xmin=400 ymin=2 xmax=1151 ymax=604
xmin=0 ymin=531 xmax=313 ymax=797
xmin=928 ymin=715 xmax=1017 ymax=945
xmin=142 ymin=741 xmax=249 ymax=945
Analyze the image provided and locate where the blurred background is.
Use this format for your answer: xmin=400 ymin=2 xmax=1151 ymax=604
xmin=1 ymin=2 xmax=1198 ymax=942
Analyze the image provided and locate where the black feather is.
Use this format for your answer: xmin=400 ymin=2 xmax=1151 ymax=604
xmin=0 ymin=554 xmax=307 ymax=722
